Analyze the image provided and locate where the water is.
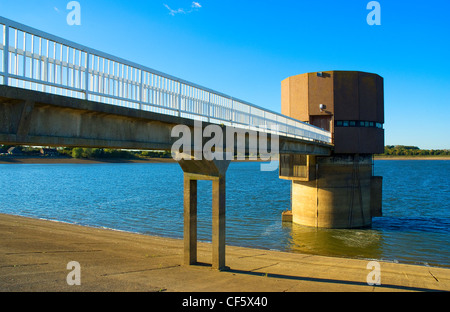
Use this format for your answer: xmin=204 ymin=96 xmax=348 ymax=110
xmin=0 ymin=160 xmax=449 ymax=268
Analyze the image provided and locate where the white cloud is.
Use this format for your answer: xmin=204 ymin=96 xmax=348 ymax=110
xmin=164 ymin=4 xmax=185 ymax=16
xmin=164 ymin=2 xmax=202 ymax=16
xmin=54 ymin=7 xmax=60 ymax=12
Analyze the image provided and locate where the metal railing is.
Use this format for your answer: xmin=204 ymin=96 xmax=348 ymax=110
xmin=0 ymin=16 xmax=331 ymax=144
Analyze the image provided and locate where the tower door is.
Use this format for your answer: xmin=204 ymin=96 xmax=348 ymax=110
xmin=310 ymin=115 xmax=332 ymax=131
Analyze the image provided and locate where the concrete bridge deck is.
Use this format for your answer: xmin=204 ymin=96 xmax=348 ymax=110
xmin=0 ymin=85 xmax=332 ymax=156
xmin=1 ymin=213 xmax=449 ymax=293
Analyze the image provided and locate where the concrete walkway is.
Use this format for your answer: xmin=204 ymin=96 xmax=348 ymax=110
xmin=1 ymin=213 xmax=449 ymax=292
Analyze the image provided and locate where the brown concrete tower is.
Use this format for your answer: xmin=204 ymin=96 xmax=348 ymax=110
xmin=280 ymin=71 xmax=384 ymax=228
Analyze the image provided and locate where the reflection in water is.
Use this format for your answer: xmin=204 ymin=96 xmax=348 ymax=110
xmin=284 ymin=222 xmax=383 ymax=261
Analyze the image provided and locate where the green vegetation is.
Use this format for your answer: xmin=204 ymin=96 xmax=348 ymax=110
xmin=378 ymin=146 xmax=450 ymax=157
xmin=2 ymin=144 xmax=449 ymax=159
xmin=0 ymin=145 xmax=172 ymax=159
xmin=67 ymin=148 xmax=172 ymax=159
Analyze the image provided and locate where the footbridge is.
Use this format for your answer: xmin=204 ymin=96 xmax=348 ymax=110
xmin=1 ymin=17 xmax=355 ymax=270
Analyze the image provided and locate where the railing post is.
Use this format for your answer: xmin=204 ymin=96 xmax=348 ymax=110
xmin=3 ymin=24 xmax=9 ymax=85
xmin=178 ymin=81 xmax=182 ymax=117
xmin=44 ymin=40 xmax=49 ymax=93
xmin=231 ymin=98 xmax=234 ymax=126
xmin=263 ymin=111 xmax=266 ymax=131
xmin=84 ymin=52 xmax=90 ymax=100
xmin=139 ymin=69 xmax=144 ymax=110
xmin=207 ymin=92 xmax=211 ymax=123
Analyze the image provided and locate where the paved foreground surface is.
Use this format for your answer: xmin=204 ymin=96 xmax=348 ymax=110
xmin=1 ymin=213 xmax=449 ymax=292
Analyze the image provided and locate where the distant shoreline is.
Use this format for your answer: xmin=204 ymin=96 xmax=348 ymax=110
xmin=0 ymin=156 xmax=176 ymax=164
xmin=1 ymin=156 xmax=449 ymax=164
xmin=0 ymin=156 xmax=266 ymax=164
xmin=374 ymin=156 xmax=450 ymax=160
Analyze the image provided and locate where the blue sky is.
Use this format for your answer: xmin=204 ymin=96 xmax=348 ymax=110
xmin=0 ymin=0 xmax=449 ymax=149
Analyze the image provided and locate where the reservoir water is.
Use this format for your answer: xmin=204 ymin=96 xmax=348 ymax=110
xmin=0 ymin=160 xmax=449 ymax=268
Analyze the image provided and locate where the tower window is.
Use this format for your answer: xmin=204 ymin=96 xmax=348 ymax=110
xmin=335 ymin=120 xmax=384 ymax=129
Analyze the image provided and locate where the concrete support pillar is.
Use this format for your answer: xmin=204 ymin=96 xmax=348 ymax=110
xmin=184 ymin=176 xmax=197 ymax=265
xmin=281 ymin=154 xmax=382 ymax=229
xmin=177 ymin=157 xmax=230 ymax=270
xmin=212 ymin=176 xmax=226 ymax=270
xmin=291 ymin=154 xmax=374 ymax=228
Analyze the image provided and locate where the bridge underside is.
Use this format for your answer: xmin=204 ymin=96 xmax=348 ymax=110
xmin=0 ymin=85 xmax=184 ymax=150
xmin=0 ymin=85 xmax=331 ymax=156
xmin=0 ymin=85 xmax=332 ymax=269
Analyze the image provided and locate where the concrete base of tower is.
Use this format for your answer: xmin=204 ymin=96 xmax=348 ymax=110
xmin=285 ymin=154 xmax=382 ymax=229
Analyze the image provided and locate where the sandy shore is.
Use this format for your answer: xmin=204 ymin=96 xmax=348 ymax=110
xmin=1 ymin=213 xmax=449 ymax=293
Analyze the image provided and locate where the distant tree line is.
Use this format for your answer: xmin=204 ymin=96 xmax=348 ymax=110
xmin=380 ymin=145 xmax=450 ymax=156
xmin=2 ymin=144 xmax=449 ymax=158
xmin=0 ymin=145 xmax=172 ymax=159
xmin=62 ymin=147 xmax=172 ymax=159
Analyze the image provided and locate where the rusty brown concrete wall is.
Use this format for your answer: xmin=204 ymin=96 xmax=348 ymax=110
xmin=281 ymin=70 xmax=384 ymax=155
xmin=291 ymin=154 xmax=374 ymax=228
xmin=281 ymin=74 xmax=309 ymax=122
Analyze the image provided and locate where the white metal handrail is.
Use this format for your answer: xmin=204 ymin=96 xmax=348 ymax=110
xmin=0 ymin=16 xmax=331 ymax=144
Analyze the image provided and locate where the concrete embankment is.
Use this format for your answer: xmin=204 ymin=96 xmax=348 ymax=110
xmin=1 ymin=213 xmax=449 ymax=292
